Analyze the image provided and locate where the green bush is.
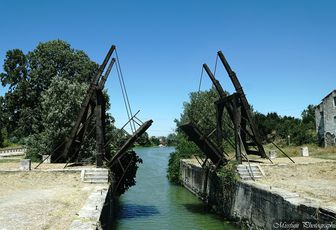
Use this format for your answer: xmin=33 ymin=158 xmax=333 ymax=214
xmin=167 ymin=151 xmax=181 ymax=184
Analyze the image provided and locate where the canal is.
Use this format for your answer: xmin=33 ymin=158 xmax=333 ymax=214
xmin=112 ymin=146 xmax=238 ymax=230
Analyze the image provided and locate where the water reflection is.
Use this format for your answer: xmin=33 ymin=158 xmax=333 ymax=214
xmin=182 ymin=203 xmax=209 ymax=214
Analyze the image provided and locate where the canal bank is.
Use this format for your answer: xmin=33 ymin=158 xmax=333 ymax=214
xmin=180 ymin=158 xmax=336 ymax=229
xmin=0 ymin=161 xmax=114 ymax=230
xmin=113 ymin=147 xmax=238 ymax=230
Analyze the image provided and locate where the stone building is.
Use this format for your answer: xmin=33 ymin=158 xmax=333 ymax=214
xmin=315 ymin=90 xmax=336 ymax=146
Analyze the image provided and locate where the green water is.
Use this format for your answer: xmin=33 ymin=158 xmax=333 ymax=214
xmin=113 ymin=147 xmax=238 ymax=230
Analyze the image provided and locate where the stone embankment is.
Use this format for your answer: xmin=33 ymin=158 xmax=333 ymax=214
xmin=180 ymin=158 xmax=336 ymax=229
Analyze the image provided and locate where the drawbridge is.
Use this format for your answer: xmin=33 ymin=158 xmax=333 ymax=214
xmin=180 ymin=51 xmax=294 ymax=171
xmin=36 ymin=45 xmax=153 ymax=194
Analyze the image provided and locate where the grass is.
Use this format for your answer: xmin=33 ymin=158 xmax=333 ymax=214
xmin=0 ymin=158 xmax=21 ymax=163
xmin=0 ymin=143 xmax=22 ymax=150
xmin=264 ymin=143 xmax=336 ymax=160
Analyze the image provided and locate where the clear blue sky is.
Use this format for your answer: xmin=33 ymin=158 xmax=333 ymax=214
xmin=1 ymin=0 xmax=336 ymax=136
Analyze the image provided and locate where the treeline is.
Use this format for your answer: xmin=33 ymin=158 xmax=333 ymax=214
xmin=136 ymin=133 xmax=177 ymax=147
xmin=254 ymin=105 xmax=316 ymax=146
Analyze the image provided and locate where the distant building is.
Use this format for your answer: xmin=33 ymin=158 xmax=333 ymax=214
xmin=315 ymin=90 xmax=336 ymax=146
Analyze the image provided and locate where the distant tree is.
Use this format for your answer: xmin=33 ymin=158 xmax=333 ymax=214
xmin=150 ymin=136 xmax=160 ymax=146
xmin=254 ymin=105 xmax=317 ymax=146
xmin=136 ymin=132 xmax=151 ymax=146
xmin=297 ymin=104 xmax=317 ymax=144
xmin=301 ymin=104 xmax=316 ymax=129
xmin=159 ymin=136 xmax=167 ymax=145
xmin=166 ymin=133 xmax=177 ymax=146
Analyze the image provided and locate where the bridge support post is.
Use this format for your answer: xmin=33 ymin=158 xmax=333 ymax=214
xmin=95 ymin=90 xmax=105 ymax=167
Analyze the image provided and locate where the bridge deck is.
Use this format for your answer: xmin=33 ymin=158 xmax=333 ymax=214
xmin=179 ymin=122 xmax=227 ymax=167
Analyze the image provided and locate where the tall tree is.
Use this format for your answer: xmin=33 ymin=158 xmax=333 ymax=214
xmin=167 ymin=87 xmax=232 ymax=183
xmin=301 ymin=104 xmax=316 ymax=129
xmin=0 ymin=40 xmax=98 ymax=140
xmin=26 ymin=78 xmax=90 ymax=160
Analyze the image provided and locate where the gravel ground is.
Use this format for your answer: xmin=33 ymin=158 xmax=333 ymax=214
xmin=257 ymin=160 xmax=336 ymax=209
xmin=0 ymin=171 xmax=96 ymax=230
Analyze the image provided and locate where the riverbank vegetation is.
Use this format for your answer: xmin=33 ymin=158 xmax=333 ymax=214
xmin=167 ymin=87 xmax=319 ymax=184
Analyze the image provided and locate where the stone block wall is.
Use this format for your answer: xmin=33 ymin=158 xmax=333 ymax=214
xmin=315 ymin=90 xmax=336 ymax=146
xmin=180 ymin=160 xmax=336 ymax=229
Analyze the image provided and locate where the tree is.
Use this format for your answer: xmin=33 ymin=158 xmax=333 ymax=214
xmin=149 ymin=136 xmax=160 ymax=146
xmin=254 ymin=105 xmax=317 ymax=146
xmin=1 ymin=40 xmax=143 ymax=195
xmin=166 ymin=133 xmax=177 ymax=146
xmin=0 ymin=40 xmax=98 ymax=140
xmin=136 ymin=132 xmax=151 ymax=146
xmin=301 ymin=105 xmax=316 ymax=129
xmin=112 ymin=150 xmax=143 ymax=196
xmin=167 ymin=87 xmax=231 ymax=183
xmin=0 ymin=96 xmax=4 ymax=147
xmin=0 ymin=130 xmax=4 ymax=148
xmin=25 ymin=78 xmax=91 ymax=160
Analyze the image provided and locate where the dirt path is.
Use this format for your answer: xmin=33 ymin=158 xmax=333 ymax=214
xmin=257 ymin=161 xmax=336 ymax=209
xmin=0 ymin=172 xmax=96 ymax=230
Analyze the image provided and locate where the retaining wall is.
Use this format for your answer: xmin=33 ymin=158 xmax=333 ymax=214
xmin=180 ymin=159 xmax=336 ymax=229
xmin=70 ymin=180 xmax=115 ymax=230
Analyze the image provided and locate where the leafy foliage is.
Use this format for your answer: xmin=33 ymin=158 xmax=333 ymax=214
xmin=0 ymin=130 xmax=4 ymax=148
xmin=167 ymin=132 xmax=201 ymax=183
xmin=136 ymin=132 xmax=151 ymax=146
xmin=167 ymin=84 xmax=318 ymax=183
xmin=166 ymin=133 xmax=177 ymax=146
xmin=25 ymin=78 xmax=90 ymax=160
xmin=0 ymin=40 xmax=144 ymax=196
xmin=216 ymin=162 xmax=238 ymax=186
xmin=0 ymin=40 xmax=98 ymax=140
xmin=167 ymin=87 xmax=227 ymax=183
xmin=254 ymin=104 xmax=317 ymax=146
xmin=112 ymin=151 xmax=143 ymax=196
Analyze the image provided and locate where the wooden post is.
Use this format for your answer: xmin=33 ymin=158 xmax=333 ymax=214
xmin=95 ymin=89 xmax=105 ymax=167
xmin=232 ymin=95 xmax=242 ymax=164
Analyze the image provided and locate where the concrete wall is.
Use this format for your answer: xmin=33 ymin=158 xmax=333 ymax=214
xmin=180 ymin=160 xmax=336 ymax=229
xmin=99 ymin=186 xmax=115 ymax=230
xmin=70 ymin=185 xmax=112 ymax=230
xmin=70 ymin=172 xmax=115 ymax=230
xmin=180 ymin=160 xmax=210 ymax=199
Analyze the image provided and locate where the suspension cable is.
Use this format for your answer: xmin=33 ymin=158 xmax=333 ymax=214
xmin=214 ymin=53 xmax=219 ymax=77
xmin=198 ymin=65 xmax=204 ymax=93
xmin=115 ymin=49 xmax=137 ymax=132
xmin=115 ymin=54 xmax=134 ymax=133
